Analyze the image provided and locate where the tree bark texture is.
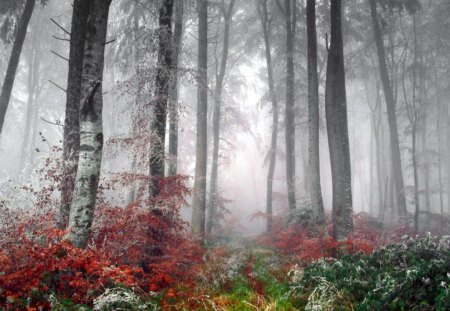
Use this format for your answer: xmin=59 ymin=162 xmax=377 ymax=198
xmin=68 ymin=0 xmax=111 ymax=249
xmin=307 ymin=0 xmax=324 ymax=220
xmin=259 ymin=0 xmax=279 ymax=232
xmin=149 ymin=0 xmax=174 ymax=199
xmin=60 ymin=0 xmax=91 ymax=229
xmin=325 ymin=0 xmax=353 ymax=242
xmin=369 ymin=0 xmax=407 ymax=219
xmin=206 ymin=0 xmax=235 ymax=236
xmin=191 ymin=0 xmax=208 ymax=240
xmin=284 ymin=0 xmax=296 ymax=210
xmin=0 ymin=0 xmax=36 ymax=135
xmin=168 ymin=0 xmax=184 ymax=177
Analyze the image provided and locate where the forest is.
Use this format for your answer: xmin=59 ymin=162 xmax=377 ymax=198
xmin=1 ymin=0 xmax=450 ymax=310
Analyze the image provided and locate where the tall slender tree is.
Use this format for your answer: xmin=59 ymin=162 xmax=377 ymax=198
xmin=0 ymin=0 xmax=36 ymax=135
xmin=258 ymin=0 xmax=279 ymax=232
xmin=307 ymin=0 xmax=324 ymax=220
xmin=325 ymin=0 xmax=353 ymax=242
xmin=67 ymin=0 xmax=112 ymax=249
xmin=168 ymin=0 xmax=184 ymax=177
xmin=191 ymin=0 xmax=208 ymax=240
xmin=60 ymin=0 xmax=91 ymax=229
xmin=284 ymin=0 xmax=296 ymax=210
xmin=206 ymin=0 xmax=235 ymax=236
xmin=149 ymin=0 xmax=174 ymax=199
xmin=369 ymin=0 xmax=407 ymax=220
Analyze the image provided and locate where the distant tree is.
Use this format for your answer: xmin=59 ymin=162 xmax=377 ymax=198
xmin=68 ymin=0 xmax=112 ymax=249
xmin=206 ymin=0 xmax=235 ymax=236
xmin=149 ymin=0 xmax=174 ymax=199
xmin=60 ymin=0 xmax=92 ymax=229
xmin=258 ymin=0 xmax=279 ymax=232
xmin=191 ymin=0 xmax=208 ymax=241
xmin=325 ymin=0 xmax=353 ymax=243
xmin=368 ymin=0 xmax=407 ymax=220
xmin=0 ymin=0 xmax=36 ymax=135
xmin=307 ymin=0 xmax=324 ymax=221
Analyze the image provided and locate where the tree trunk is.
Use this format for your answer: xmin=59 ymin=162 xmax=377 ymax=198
xmin=67 ymin=0 xmax=111 ymax=249
xmin=369 ymin=0 xmax=407 ymax=220
xmin=307 ymin=0 xmax=324 ymax=220
xmin=412 ymin=128 xmax=419 ymax=234
xmin=191 ymin=0 xmax=208 ymax=241
xmin=168 ymin=0 xmax=184 ymax=177
xmin=259 ymin=0 xmax=279 ymax=232
xmin=206 ymin=0 xmax=235 ymax=237
xmin=149 ymin=0 xmax=174 ymax=199
xmin=60 ymin=0 xmax=91 ymax=229
xmin=0 ymin=0 xmax=36 ymax=135
xmin=284 ymin=0 xmax=296 ymax=210
xmin=325 ymin=0 xmax=353 ymax=243
xmin=18 ymin=45 xmax=39 ymax=178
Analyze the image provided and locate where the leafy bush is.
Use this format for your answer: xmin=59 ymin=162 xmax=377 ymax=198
xmin=290 ymin=235 xmax=450 ymax=310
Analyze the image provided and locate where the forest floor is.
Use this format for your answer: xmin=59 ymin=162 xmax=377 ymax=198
xmin=168 ymin=238 xmax=299 ymax=310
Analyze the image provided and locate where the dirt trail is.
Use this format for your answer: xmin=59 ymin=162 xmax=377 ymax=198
xmin=244 ymin=254 xmax=264 ymax=296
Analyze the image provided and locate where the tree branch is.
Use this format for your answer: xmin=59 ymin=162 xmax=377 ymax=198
xmin=50 ymin=18 xmax=71 ymax=36
xmin=52 ymin=35 xmax=70 ymax=42
xmin=51 ymin=50 xmax=69 ymax=62
xmin=48 ymin=80 xmax=67 ymax=93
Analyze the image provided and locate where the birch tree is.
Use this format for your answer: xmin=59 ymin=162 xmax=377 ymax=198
xmin=67 ymin=0 xmax=112 ymax=249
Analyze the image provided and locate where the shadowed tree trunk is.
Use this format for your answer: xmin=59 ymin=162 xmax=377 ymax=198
xmin=191 ymin=0 xmax=208 ymax=241
xmin=307 ymin=0 xmax=324 ymax=220
xmin=18 ymin=43 xmax=40 ymax=179
xmin=206 ymin=0 xmax=235 ymax=236
xmin=67 ymin=0 xmax=111 ymax=249
xmin=284 ymin=0 xmax=296 ymax=210
xmin=60 ymin=0 xmax=91 ymax=229
xmin=149 ymin=0 xmax=174 ymax=199
xmin=369 ymin=0 xmax=407 ymax=220
xmin=325 ymin=0 xmax=353 ymax=243
xmin=168 ymin=0 xmax=184 ymax=177
xmin=0 ymin=0 xmax=36 ymax=135
xmin=258 ymin=0 xmax=279 ymax=232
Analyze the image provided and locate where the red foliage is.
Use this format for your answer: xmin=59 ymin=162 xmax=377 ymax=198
xmin=0 ymin=174 xmax=204 ymax=309
xmin=258 ymin=213 xmax=382 ymax=263
xmin=0 ymin=228 xmax=140 ymax=308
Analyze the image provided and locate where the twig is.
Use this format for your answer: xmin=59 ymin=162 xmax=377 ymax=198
xmin=52 ymin=35 xmax=70 ymax=42
xmin=104 ymin=38 xmax=116 ymax=45
xmin=40 ymin=117 xmax=63 ymax=127
xmin=50 ymin=18 xmax=71 ymax=36
xmin=51 ymin=50 xmax=69 ymax=62
xmin=48 ymin=80 xmax=67 ymax=93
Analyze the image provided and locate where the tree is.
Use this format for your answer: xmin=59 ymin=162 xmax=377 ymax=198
xmin=325 ymin=0 xmax=353 ymax=242
xmin=258 ymin=0 xmax=279 ymax=232
xmin=284 ymin=0 xmax=296 ymax=210
xmin=369 ymin=0 xmax=407 ymax=220
xmin=67 ymin=0 xmax=112 ymax=249
xmin=206 ymin=0 xmax=235 ymax=236
xmin=167 ymin=0 xmax=184 ymax=177
xmin=0 ymin=0 xmax=36 ymax=135
xmin=60 ymin=0 xmax=91 ymax=229
xmin=307 ymin=0 xmax=324 ymax=220
xmin=191 ymin=0 xmax=208 ymax=241
xmin=149 ymin=0 xmax=174 ymax=199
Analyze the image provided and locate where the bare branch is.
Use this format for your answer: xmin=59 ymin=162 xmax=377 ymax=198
xmin=50 ymin=18 xmax=71 ymax=36
xmin=51 ymin=50 xmax=69 ymax=62
xmin=48 ymin=80 xmax=67 ymax=93
xmin=104 ymin=38 xmax=116 ymax=45
xmin=52 ymin=35 xmax=70 ymax=42
xmin=40 ymin=117 xmax=63 ymax=127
